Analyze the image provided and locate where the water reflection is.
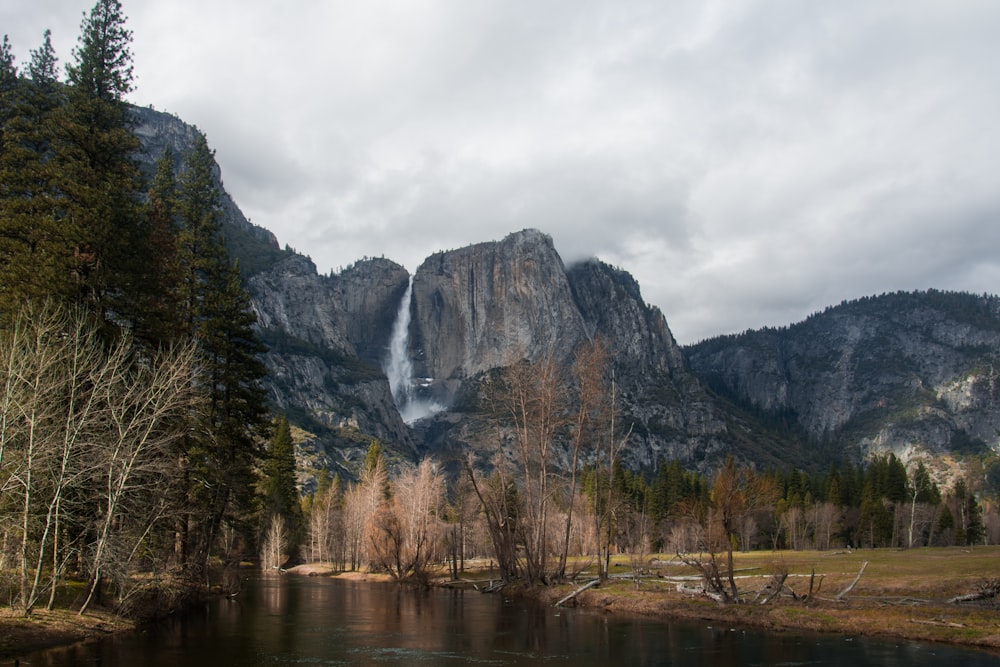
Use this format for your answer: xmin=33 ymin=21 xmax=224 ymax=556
xmin=17 ymin=575 xmax=1000 ymax=666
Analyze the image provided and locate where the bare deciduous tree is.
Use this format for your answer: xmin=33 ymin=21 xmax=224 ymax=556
xmin=0 ymin=302 xmax=195 ymax=616
xmin=370 ymin=458 xmax=445 ymax=581
xmin=306 ymin=474 xmax=343 ymax=566
xmin=557 ymin=339 xmax=608 ymax=580
xmin=679 ymin=457 xmax=779 ymax=603
xmin=78 ymin=335 xmax=197 ymax=613
xmin=464 ymin=452 xmax=521 ymax=583
xmin=260 ymin=514 xmax=288 ymax=572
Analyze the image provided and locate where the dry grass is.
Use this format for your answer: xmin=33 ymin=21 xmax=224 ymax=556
xmin=529 ymin=546 xmax=1000 ymax=652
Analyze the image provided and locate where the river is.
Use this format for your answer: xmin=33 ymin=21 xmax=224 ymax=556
xmin=17 ymin=575 xmax=1000 ymax=666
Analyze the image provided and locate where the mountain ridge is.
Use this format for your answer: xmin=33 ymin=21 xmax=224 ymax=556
xmin=131 ymin=106 xmax=1000 ymax=488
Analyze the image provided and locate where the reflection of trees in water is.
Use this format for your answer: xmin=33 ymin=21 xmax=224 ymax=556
xmin=24 ymin=576 xmax=996 ymax=666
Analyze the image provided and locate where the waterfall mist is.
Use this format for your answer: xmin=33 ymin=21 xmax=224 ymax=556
xmin=384 ymin=277 xmax=444 ymax=424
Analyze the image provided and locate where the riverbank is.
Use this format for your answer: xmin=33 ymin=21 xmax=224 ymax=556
xmin=436 ymin=547 xmax=1000 ymax=653
xmin=288 ymin=548 xmax=1000 ymax=652
xmin=0 ymin=578 xmax=211 ymax=660
xmin=4 ymin=547 xmax=998 ymax=659
xmin=0 ymin=607 xmax=135 ymax=659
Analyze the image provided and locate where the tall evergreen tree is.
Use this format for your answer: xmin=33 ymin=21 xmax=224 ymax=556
xmin=135 ymin=147 xmax=185 ymax=347
xmin=175 ymin=133 xmax=270 ymax=575
xmin=261 ymin=415 xmax=303 ymax=554
xmin=0 ymin=35 xmax=16 ymax=91
xmin=55 ymin=0 xmax=145 ymax=323
xmin=0 ymin=33 xmax=69 ymax=321
xmin=858 ymin=478 xmax=892 ymax=547
xmin=27 ymin=29 xmax=59 ymax=85
xmin=65 ymin=0 xmax=133 ymax=101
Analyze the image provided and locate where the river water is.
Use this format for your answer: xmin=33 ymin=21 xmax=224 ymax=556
xmin=17 ymin=576 xmax=1000 ymax=666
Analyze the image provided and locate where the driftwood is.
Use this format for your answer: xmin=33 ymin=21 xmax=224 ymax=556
xmin=947 ymin=579 xmax=1000 ymax=604
xmin=911 ymin=618 xmax=967 ymax=628
xmin=675 ymin=552 xmax=735 ymax=603
xmin=554 ymin=579 xmax=600 ymax=607
xmin=676 ymin=582 xmax=725 ymax=602
xmin=754 ymin=571 xmax=789 ymax=605
xmin=880 ymin=597 xmax=931 ymax=606
xmin=480 ymin=580 xmax=505 ymax=593
xmin=835 ymin=560 xmax=868 ymax=600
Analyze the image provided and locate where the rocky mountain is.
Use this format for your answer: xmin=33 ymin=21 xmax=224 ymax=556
xmin=245 ymin=226 xmax=796 ymax=478
xmin=401 ymin=230 xmax=788 ymax=472
xmin=131 ymin=106 xmax=998 ymax=483
xmin=685 ymin=291 xmax=1000 ymax=466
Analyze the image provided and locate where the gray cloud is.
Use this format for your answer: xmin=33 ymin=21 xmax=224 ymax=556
xmin=4 ymin=0 xmax=999 ymax=343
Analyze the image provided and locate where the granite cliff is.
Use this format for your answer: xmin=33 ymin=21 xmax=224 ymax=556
xmin=132 ymin=107 xmax=999 ymax=483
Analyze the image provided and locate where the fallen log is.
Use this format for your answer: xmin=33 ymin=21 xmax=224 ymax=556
xmin=555 ymin=579 xmax=600 ymax=607
xmin=481 ymin=580 xmax=505 ymax=594
xmin=911 ymin=618 xmax=966 ymax=628
xmin=947 ymin=579 xmax=1000 ymax=604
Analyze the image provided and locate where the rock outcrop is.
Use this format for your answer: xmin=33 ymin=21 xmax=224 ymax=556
xmin=402 ymin=231 xmax=798 ymax=471
xmin=409 ymin=230 xmax=587 ymax=402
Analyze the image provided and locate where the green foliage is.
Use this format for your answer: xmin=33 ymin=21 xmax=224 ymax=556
xmin=648 ymin=457 xmax=702 ymax=521
xmin=170 ymin=133 xmax=270 ymax=573
xmin=66 ymin=0 xmax=134 ymax=102
xmin=28 ymin=29 xmax=59 ymax=85
xmin=0 ymin=77 xmax=71 ymax=319
xmin=0 ymin=35 xmax=17 ymax=88
xmin=260 ymin=415 xmax=303 ymax=552
xmin=133 ymin=147 xmax=184 ymax=346
xmin=912 ymin=461 xmax=940 ymax=504
xmin=363 ymin=440 xmax=385 ymax=476
xmin=52 ymin=0 xmax=145 ymax=326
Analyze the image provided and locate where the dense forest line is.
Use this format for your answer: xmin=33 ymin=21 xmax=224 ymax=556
xmin=291 ymin=336 xmax=999 ymax=592
xmin=2 ymin=1 xmax=997 ymax=619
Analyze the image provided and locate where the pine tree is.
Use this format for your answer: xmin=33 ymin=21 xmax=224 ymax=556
xmin=0 ymin=35 xmax=16 ymax=91
xmin=27 ymin=29 xmax=59 ymax=85
xmin=937 ymin=504 xmax=955 ymax=545
xmin=0 ymin=34 xmax=69 ymax=321
xmin=884 ymin=454 xmax=909 ymax=504
xmin=55 ymin=0 xmax=145 ymax=323
xmin=858 ymin=479 xmax=892 ymax=547
xmin=135 ymin=148 xmax=185 ymax=347
xmin=65 ymin=0 xmax=133 ymax=101
xmin=364 ymin=440 xmax=385 ymax=476
xmin=175 ymin=133 xmax=270 ymax=575
xmin=261 ymin=415 xmax=303 ymax=554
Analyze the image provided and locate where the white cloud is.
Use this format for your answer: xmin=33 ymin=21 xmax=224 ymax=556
xmin=4 ymin=0 xmax=1000 ymax=343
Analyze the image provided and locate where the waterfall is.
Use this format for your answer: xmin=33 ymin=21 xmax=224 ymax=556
xmin=386 ymin=278 xmax=415 ymax=408
xmin=384 ymin=277 xmax=443 ymax=424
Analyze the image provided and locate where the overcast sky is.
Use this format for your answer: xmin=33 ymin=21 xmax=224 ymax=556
xmin=6 ymin=1 xmax=1000 ymax=344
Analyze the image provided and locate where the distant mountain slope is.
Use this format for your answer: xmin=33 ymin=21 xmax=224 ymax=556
xmin=685 ymin=290 xmax=1000 ymax=463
